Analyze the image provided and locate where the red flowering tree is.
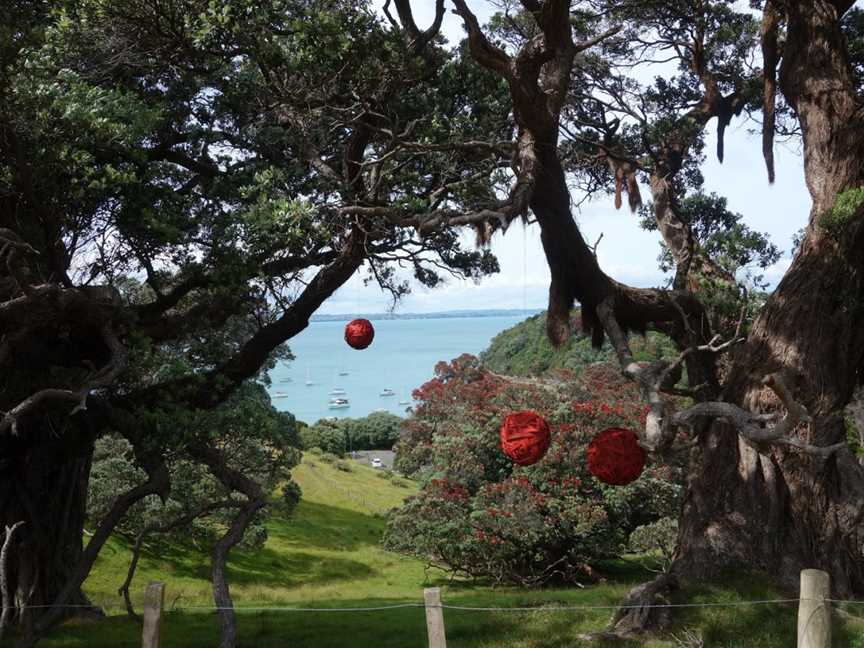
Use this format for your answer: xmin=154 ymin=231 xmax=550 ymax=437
xmin=385 ymin=356 xmax=683 ymax=585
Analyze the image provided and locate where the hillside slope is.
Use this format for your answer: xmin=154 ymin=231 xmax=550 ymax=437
xmin=36 ymin=454 xmax=864 ymax=648
xmin=80 ymin=454 xmax=423 ymax=610
xmin=480 ymin=311 xmax=676 ymax=377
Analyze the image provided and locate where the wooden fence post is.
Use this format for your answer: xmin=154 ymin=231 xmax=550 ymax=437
xmin=797 ymin=569 xmax=831 ymax=648
xmin=424 ymin=587 xmax=447 ymax=648
xmin=141 ymin=581 xmax=165 ymax=648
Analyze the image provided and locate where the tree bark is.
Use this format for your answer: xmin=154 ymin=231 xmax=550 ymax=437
xmin=210 ymin=498 xmax=264 ymax=648
xmin=674 ymin=0 xmax=864 ymax=597
xmin=0 ymin=423 xmax=97 ymax=637
xmin=187 ymin=444 xmax=265 ymax=648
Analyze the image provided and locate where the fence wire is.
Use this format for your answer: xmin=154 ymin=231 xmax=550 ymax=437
xmin=19 ymin=597 xmax=864 ymax=613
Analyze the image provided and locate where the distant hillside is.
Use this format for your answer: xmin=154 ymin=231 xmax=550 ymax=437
xmin=311 ymin=309 xmax=541 ymax=322
xmin=480 ymin=311 xmax=676 ymax=376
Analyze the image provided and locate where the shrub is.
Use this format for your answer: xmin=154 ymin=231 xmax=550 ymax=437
xmin=389 ymin=475 xmax=409 ymax=488
xmin=300 ymin=422 xmax=346 ymax=456
xmin=385 ymin=354 xmax=684 ymax=586
xmin=281 ymin=480 xmax=303 ymax=515
xmin=334 ymin=460 xmax=353 ymax=473
xmin=629 ymin=517 xmax=679 ymax=572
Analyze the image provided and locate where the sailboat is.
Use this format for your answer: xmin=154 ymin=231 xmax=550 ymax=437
xmin=398 ymin=389 xmax=411 ymax=406
xmin=305 ymin=368 xmax=315 ymax=386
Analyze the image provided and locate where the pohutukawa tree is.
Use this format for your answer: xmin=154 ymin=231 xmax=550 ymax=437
xmin=439 ymin=0 xmax=864 ymax=634
xmin=0 ymin=1 xmax=503 ymax=646
xmin=2 ymin=0 xmax=864 ymax=645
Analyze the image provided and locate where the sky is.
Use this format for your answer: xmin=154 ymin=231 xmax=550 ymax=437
xmin=317 ymin=1 xmax=811 ymax=314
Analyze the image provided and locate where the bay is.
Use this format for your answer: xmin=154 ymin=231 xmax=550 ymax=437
xmin=266 ymin=314 xmax=529 ymax=424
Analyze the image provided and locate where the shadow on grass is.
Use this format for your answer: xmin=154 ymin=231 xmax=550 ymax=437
xmin=135 ymin=543 xmax=377 ymax=588
xmin=116 ymin=499 xmax=388 ymax=588
xmin=266 ymin=500 xmax=388 ymax=552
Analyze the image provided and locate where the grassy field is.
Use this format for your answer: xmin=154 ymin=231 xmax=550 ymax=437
xmin=25 ymin=455 xmax=864 ymax=647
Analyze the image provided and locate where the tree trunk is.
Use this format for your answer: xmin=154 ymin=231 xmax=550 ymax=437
xmin=674 ymin=0 xmax=864 ymax=597
xmin=0 ymin=423 xmax=97 ymax=637
xmin=211 ymin=498 xmax=264 ymax=648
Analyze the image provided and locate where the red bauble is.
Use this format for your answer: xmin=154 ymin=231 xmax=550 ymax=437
xmin=500 ymin=411 xmax=551 ymax=466
xmin=587 ymin=427 xmax=645 ymax=486
xmin=344 ymin=318 xmax=375 ymax=350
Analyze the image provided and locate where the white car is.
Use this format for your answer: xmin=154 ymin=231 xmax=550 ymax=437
xmin=371 ymin=457 xmax=383 ymax=468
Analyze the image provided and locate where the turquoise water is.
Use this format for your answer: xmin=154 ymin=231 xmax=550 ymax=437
xmin=267 ymin=315 xmax=526 ymax=424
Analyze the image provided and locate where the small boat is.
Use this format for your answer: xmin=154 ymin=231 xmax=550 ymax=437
xmin=275 ymin=391 xmax=288 ymax=395
xmin=272 ymin=394 xmax=289 ymax=399
xmin=305 ymin=368 xmax=315 ymax=386
xmin=398 ymin=389 xmax=411 ymax=405
xmin=279 ymin=378 xmax=293 ymax=383
xmin=328 ymin=398 xmax=350 ymax=410
xmin=338 ymin=369 xmax=349 ymax=376
xmin=380 ymin=388 xmax=395 ymax=397
xmin=330 ymin=388 xmax=347 ymax=396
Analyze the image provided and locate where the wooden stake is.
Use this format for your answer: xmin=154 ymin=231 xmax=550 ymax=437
xmin=424 ymin=587 xmax=447 ymax=648
xmin=798 ymin=569 xmax=831 ymax=648
xmin=141 ymin=581 xmax=165 ymax=648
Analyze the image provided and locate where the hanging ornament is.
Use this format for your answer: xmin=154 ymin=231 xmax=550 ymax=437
xmin=587 ymin=427 xmax=645 ymax=486
xmin=500 ymin=411 xmax=551 ymax=466
xmin=344 ymin=318 xmax=375 ymax=350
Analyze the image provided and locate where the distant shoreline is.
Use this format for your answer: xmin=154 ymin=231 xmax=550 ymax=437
xmin=311 ymin=309 xmax=542 ymax=322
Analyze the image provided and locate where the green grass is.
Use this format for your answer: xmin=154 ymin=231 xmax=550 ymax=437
xmin=25 ymin=455 xmax=864 ymax=647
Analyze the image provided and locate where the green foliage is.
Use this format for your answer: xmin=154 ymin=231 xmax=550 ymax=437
xmin=821 ymin=186 xmax=864 ymax=234
xmin=386 ymin=355 xmax=684 ymax=586
xmin=640 ymin=192 xmax=780 ymax=289
xmin=87 ymin=384 xmax=302 ymax=549
xmin=43 ymin=455 xmax=864 ymax=648
xmin=300 ymin=421 xmax=347 ymax=456
xmin=845 ymin=415 xmax=864 ymax=460
xmin=280 ymin=480 xmax=302 ymax=515
xmin=629 ymin=517 xmax=679 ymax=572
xmin=481 ymin=311 xmax=676 ymax=377
xmin=300 ymin=412 xmax=403 ymax=456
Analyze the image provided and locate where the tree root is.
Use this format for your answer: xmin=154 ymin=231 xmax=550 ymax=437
xmin=578 ymin=572 xmax=678 ymax=642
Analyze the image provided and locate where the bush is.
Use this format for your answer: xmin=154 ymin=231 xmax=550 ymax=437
xmin=300 ymin=422 xmax=346 ymax=456
xmin=342 ymin=411 xmax=402 ymax=450
xmin=389 ymin=475 xmax=409 ymax=488
xmin=300 ymin=412 xmax=403 ymax=456
xmin=334 ymin=460 xmax=353 ymax=473
xmin=319 ymin=452 xmax=338 ymax=464
xmin=385 ymin=354 xmax=684 ymax=586
xmin=629 ymin=517 xmax=678 ymax=572
xmin=281 ymin=480 xmax=303 ymax=516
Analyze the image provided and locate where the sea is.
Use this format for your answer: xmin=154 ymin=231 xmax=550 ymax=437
xmin=266 ymin=313 xmax=533 ymax=425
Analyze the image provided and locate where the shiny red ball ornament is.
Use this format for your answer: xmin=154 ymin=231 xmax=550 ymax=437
xmin=500 ymin=411 xmax=551 ymax=466
xmin=587 ymin=427 xmax=645 ymax=486
xmin=344 ymin=318 xmax=375 ymax=350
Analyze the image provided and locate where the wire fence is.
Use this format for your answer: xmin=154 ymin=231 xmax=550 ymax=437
xmin=17 ymin=597 xmax=864 ymax=612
